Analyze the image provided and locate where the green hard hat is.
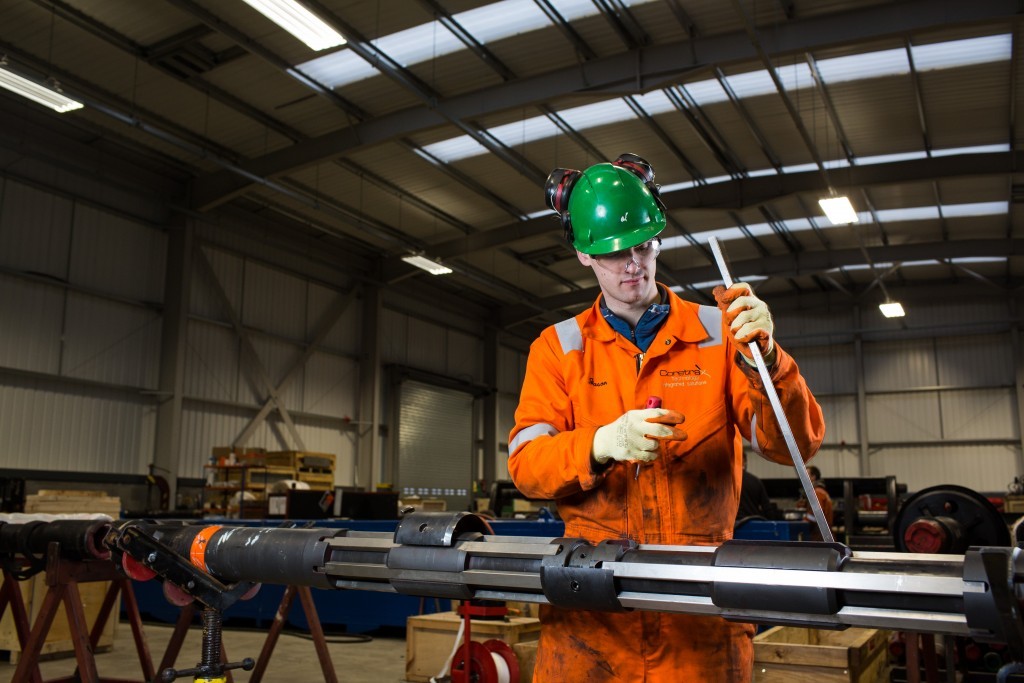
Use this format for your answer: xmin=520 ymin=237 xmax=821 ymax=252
xmin=568 ymin=162 xmax=666 ymax=255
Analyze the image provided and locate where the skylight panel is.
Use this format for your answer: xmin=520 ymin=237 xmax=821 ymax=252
xmin=911 ymin=34 xmax=1011 ymax=71
xmin=418 ymin=136 xmax=489 ymax=163
xmin=780 ymin=163 xmax=819 ymax=174
xmin=940 ymin=201 xmax=1008 ymax=218
xmin=632 ymin=90 xmax=676 ymax=115
xmin=297 ymin=0 xmax=659 ymax=89
xmin=855 ymin=150 xmax=928 ymax=166
xmin=488 ymin=116 xmax=561 ymax=149
xmin=558 ymin=99 xmax=636 ymax=129
xmin=775 ymin=62 xmax=813 ymax=91
xmin=746 ymin=168 xmax=779 ymax=178
xmin=815 ymin=48 xmax=909 ymax=84
xmin=724 ymin=70 xmax=778 ymax=99
xmin=681 ymin=79 xmax=729 ymax=107
xmin=875 ymin=206 xmax=940 ymax=222
xmin=932 ymin=143 xmax=1010 ymax=157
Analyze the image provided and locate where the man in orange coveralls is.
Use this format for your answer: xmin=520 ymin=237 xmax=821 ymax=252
xmin=508 ymin=153 xmax=826 ymax=682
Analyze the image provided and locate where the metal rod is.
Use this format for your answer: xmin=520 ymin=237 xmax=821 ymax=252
xmin=707 ymin=236 xmax=834 ymax=542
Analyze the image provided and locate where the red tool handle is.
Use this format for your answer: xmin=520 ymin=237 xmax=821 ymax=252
xmin=645 ymin=396 xmax=662 ymax=409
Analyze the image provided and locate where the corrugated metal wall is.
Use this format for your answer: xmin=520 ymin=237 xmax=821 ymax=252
xmin=180 ymin=243 xmax=360 ymax=483
xmin=743 ymin=307 xmax=1022 ymax=494
xmin=0 ymin=176 xmax=164 ymax=474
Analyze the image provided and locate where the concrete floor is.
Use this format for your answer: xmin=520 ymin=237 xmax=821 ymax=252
xmin=0 ymin=621 xmax=411 ymax=682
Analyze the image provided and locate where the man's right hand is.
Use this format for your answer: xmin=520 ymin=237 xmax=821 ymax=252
xmin=592 ymin=408 xmax=686 ymax=464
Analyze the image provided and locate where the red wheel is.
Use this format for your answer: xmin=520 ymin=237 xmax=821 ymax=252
xmin=162 ymin=580 xmax=194 ymax=607
xmin=121 ymin=554 xmax=156 ymax=581
xmin=240 ymin=583 xmax=262 ymax=600
xmin=483 ymin=639 xmax=519 ymax=683
xmin=451 ymin=640 xmax=499 ymax=683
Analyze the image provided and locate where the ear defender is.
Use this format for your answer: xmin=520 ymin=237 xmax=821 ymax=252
xmin=544 ymin=167 xmax=582 ymax=247
xmin=613 ymin=153 xmax=667 ymax=213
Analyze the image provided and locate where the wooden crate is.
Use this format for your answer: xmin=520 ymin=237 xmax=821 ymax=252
xmin=754 ymin=626 xmax=890 ymax=683
xmin=406 ymin=611 xmax=541 ymax=682
xmin=512 ymin=639 xmax=539 ymax=683
xmin=296 ymin=469 xmax=334 ymax=490
xmin=1006 ymin=496 xmax=1024 ymax=513
xmin=265 ymin=451 xmax=336 ymax=470
xmin=0 ymin=492 xmax=121 ymax=662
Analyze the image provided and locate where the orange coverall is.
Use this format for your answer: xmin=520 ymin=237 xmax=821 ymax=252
xmin=508 ymin=287 xmax=825 ymax=682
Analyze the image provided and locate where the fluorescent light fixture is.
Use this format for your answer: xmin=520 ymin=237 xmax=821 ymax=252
xmin=879 ymin=302 xmax=906 ymax=318
xmin=241 ymin=0 xmax=345 ymax=51
xmin=818 ymin=196 xmax=859 ymax=225
xmin=402 ymin=255 xmax=452 ymax=275
xmin=0 ymin=67 xmax=82 ymax=113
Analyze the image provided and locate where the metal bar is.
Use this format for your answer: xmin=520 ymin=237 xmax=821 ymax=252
xmin=708 ymin=236 xmax=834 ymax=542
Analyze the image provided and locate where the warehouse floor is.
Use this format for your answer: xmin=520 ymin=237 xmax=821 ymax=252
xmin=0 ymin=622 xmax=411 ymax=682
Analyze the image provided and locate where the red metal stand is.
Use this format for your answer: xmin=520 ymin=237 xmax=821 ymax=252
xmin=11 ymin=543 xmax=154 ymax=683
xmin=156 ymin=585 xmax=338 ymax=683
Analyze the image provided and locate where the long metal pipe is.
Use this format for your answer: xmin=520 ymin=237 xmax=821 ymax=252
xmin=1 ymin=513 xmax=1022 ymax=657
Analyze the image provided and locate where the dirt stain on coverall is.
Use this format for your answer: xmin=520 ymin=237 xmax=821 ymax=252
xmin=570 ymin=635 xmax=617 ymax=678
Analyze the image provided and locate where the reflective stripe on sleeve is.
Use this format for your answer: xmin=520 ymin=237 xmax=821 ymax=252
xmin=697 ymin=305 xmax=723 ymax=347
xmin=554 ymin=317 xmax=583 ymax=355
xmin=509 ymin=423 xmax=559 ymax=455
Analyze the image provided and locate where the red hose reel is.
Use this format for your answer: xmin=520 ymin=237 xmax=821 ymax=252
xmin=448 ymin=602 xmax=521 ymax=683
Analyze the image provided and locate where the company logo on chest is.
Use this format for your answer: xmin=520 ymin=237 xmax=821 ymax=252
xmin=658 ymin=364 xmax=711 ymax=388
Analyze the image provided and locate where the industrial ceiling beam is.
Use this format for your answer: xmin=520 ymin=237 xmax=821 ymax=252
xmin=191 ymin=0 xmax=1020 ymax=210
xmin=496 ymin=238 xmax=1024 ymax=327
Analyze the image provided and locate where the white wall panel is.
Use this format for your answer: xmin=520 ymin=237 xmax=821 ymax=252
xmin=302 ymin=352 xmax=358 ymax=418
xmin=406 ymin=316 xmax=446 ymax=374
xmin=746 ymin=448 xmax=860 ymax=481
xmin=864 ymin=340 xmax=938 ymax=391
xmin=307 ymin=282 xmax=360 ymax=355
xmin=380 ymin=308 xmax=409 ymax=366
xmin=0 ymin=380 xmax=151 ymax=474
xmin=938 ymin=388 xmax=1017 ymax=440
xmin=790 ymin=344 xmax=856 ymax=395
xmin=239 ymin=336 xmax=304 ymax=411
xmin=185 ymin=322 xmax=239 ymax=402
xmin=866 ymin=393 xmax=941 ymax=442
xmin=935 ymin=334 xmax=1013 ymax=388
xmin=62 ymin=293 xmax=161 ymax=389
xmin=776 ymin=308 xmax=856 ymax=342
xmin=497 ymin=346 xmax=526 ymax=394
xmin=293 ymin=418 xmax=356 ymax=486
xmin=0 ymin=276 xmax=63 ymax=373
xmin=872 ymin=444 xmax=1019 ymax=492
xmin=242 ymin=261 xmax=307 ymax=340
xmin=192 ymin=248 xmax=243 ymax=321
xmin=0 ymin=180 xmax=72 ymax=278
xmin=817 ymin=395 xmax=858 ymax=445
xmin=447 ymin=329 xmax=483 ymax=383
xmin=69 ymin=205 xmax=166 ymax=302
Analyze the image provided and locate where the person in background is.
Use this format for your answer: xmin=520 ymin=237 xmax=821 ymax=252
xmin=736 ymin=452 xmax=779 ymax=523
xmin=801 ymin=464 xmax=834 ymax=541
xmin=508 ymin=153 xmax=825 ymax=682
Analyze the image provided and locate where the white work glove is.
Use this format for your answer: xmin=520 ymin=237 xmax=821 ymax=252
xmin=713 ymin=282 xmax=775 ymax=366
xmin=592 ymin=408 xmax=686 ymax=465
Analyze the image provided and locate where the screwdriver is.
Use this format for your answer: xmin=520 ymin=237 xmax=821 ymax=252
xmin=636 ymin=396 xmax=662 ymax=479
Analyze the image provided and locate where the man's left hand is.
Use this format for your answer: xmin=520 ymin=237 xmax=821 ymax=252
xmin=713 ymin=282 xmax=775 ymax=365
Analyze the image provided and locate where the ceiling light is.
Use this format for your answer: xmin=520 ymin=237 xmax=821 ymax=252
xmin=879 ymin=302 xmax=906 ymax=318
xmin=241 ymin=0 xmax=346 ymax=51
xmin=0 ymin=67 xmax=82 ymax=113
xmin=402 ymin=255 xmax=452 ymax=275
xmin=818 ymin=196 xmax=859 ymax=225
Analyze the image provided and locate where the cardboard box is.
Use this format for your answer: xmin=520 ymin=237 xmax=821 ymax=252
xmin=753 ymin=626 xmax=890 ymax=683
xmin=406 ymin=611 xmax=541 ymax=682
